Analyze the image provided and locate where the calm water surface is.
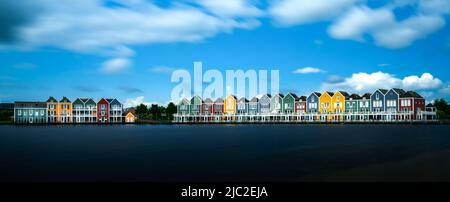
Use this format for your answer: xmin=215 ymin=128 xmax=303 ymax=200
xmin=1 ymin=124 xmax=450 ymax=182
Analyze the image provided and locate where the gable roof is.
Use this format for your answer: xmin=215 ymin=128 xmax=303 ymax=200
xmin=349 ymin=94 xmax=361 ymax=100
xmin=60 ymin=97 xmax=71 ymax=103
xmin=401 ymin=91 xmax=423 ymax=98
xmin=272 ymin=93 xmax=284 ymax=99
xmin=214 ymin=98 xmax=224 ymax=103
xmin=361 ymin=93 xmax=371 ymax=99
xmin=392 ymin=88 xmax=406 ymax=96
xmin=378 ymin=89 xmax=388 ymax=94
xmin=285 ymin=92 xmax=298 ymax=99
xmin=250 ymin=97 xmax=259 ymax=102
xmin=296 ymin=96 xmax=307 ymax=101
xmin=238 ymin=97 xmax=249 ymax=102
xmin=225 ymin=95 xmax=237 ymax=100
xmin=203 ymin=98 xmax=213 ymax=103
xmin=46 ymin=96 xmax=57 ymax=102
xmin=179 ymin=98 xmax=189 ymax=105
xmin=322 ymin=91 xmax=334 ymax=97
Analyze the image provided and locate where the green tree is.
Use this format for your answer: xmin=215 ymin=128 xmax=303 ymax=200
xmin=166 ymin=102 xmax=177 ymax=120
xmin=149 ymin=104 xmax=160 ymax=120
xmin=136 ymin=104 xmax=148 ymax=119
xmin=433 ymin=99 xmax=450 ymax=120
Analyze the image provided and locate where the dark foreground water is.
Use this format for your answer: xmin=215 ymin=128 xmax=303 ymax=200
xmin=1 ymin=124 xmax=450 ymax=182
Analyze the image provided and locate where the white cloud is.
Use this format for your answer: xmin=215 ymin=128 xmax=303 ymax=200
xmin=322 ymin=71 xmax=443 ymax=93
xmin=269 ymin=0 xmax=357 ymax=26
xmin=9 ymin=0 xmax=261 ymax=56
xmin=124 ymin=96 xmax=161 ymax=108
xmin=195 ymin=0 xmax=263 ymax=18
xmin=101 ymin=58 xmax=131 ymax=74
xmin=402 ymin=73 xmax=442 ymax=89
xmin=329 ymin=6 xmax=446 ymax=49
xmin=293 ymin=67 xmax=325 ymax=74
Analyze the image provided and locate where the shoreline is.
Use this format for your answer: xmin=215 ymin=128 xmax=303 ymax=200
xmin=2 ymin=120 xmax=450 ymax=125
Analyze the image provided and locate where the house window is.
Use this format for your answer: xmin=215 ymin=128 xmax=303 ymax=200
xmin=18 ymin=110 xmax=22 ymax=116
xmin=101 ymin=104 xmax=106 ymax=110
xmin=311 ymin=97 xmax=315 ymax=102
xmin=376 ymin=93 xmax=379 ymax=100
xmin=337 ymin=96 xmax=340 ymax=101
xmin=41 ymin=110 xmax=44 ymax=116
xmin=29 ymin=110 xmax=33 ymax=116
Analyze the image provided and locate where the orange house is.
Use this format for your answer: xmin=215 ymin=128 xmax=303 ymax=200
xmin=224 ymin=95 xmax=237 ymax=115
xmin=57 ymin=97 xmax=72 ymax=123
xmin=46 ymin=96 xmax=58 ymax=123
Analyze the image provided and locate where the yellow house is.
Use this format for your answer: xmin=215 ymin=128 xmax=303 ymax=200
xmin=319 ymin=91 xmax=334 ymax=114
xmin=331 ymin=91 xmax=350 ymax=114
xmin=224 ymin=95 xmax=237 ymax=115
xmin=57 ymin=97 xmax=72 ymax=123
xmin=46 ymin=96 xmax=58 ymax=123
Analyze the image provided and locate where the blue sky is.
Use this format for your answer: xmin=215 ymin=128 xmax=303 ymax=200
xmin=1 ymin=0 xmax=450 ymax=107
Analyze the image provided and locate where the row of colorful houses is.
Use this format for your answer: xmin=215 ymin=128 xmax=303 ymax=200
xmin=14 ymin=97 xmax=137 ymax=124
xmin=175 ymin=88 xmax=437 ymax=122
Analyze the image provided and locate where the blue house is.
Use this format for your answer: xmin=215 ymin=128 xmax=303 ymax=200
xmin=371 ymin=89 xmax=388 ymax=112
xmin=307 ymin=92 xmax=321 ymax=113
xmin=385 ymin=88 xmax=405 ymax=112
xmin=259 ymin=94 xmax=271 ymax=114
xmin=14 ymin=102 xmax=48 ymax=124
xmin=248 ymin=97 xmax=259 ymax=114
xmin=237 ymin=97 xmax=249 ymax=114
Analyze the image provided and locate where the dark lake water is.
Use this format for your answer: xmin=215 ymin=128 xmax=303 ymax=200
xmin=1 ymin=124 xmax=450 ymax=182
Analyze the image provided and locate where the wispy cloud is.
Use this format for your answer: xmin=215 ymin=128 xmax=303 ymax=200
xmin=293 ymin=67 xmax=326 ymax=74
xmin=378 ymin=63 xmax=391 ymax=67
xmin=101 ymin=58 xmax=131 ymax=74
xmin=74 ymin=85 xmax=102 ymax=93
xmin=118 ymin=86 xmax=143 ymax=94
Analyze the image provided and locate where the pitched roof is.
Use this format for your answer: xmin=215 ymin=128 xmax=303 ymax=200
xmin=106 ymin=98 xmax=114 ymax=103
xmin=337 ymin=91 xmax=350 ymax=99
xmin=214 ymin=98 xmax=223 ymax=103
xmin=226 ymin=95 xmax=237 ymax=100
xmin=401 ymin=91 xmax=423 ymax=98
xmin=46 ymin=96 xmax=57 ymax=102
xmin=250 ymin=97 xmax=259 ymax=102
xmin=60 ymin=96 xmax=71 ymax=103
xmin=426 ymin=103 xmax=435 ymax=107
xmin=392 ymin=88 xmax=406 ymax=95
xmin=238 ymin=97 xmax=249 ymax=102
xmin=310 ymin=92 xmax=321 ymax=97
xmin=324 ymin=91 xmax=334 ymax=97
xmin=285 ymin=92 xmax=298 ymax=99
xmin=296 ymin=96 xmax=307 ymax=101
xmin=378 ymin=89 xmax=388 ymax=94
xmin=361 ymin=93 xmax=371 ymax=99
xmin=272 ymin=93 xmax=284 ymax=98
xmin=349 ymin=94 xmax=361 ymax=100
xmin=80 ymin=98 xmax=89 ymax=103
xmin=203 ymin=98 xmax=213 ymax=103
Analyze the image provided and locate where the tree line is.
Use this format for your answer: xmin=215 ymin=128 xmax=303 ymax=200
xmin=134 ymin=102 xmax=177 ymax=121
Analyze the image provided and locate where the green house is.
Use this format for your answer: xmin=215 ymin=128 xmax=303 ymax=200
xmin=177 ymin=98 xmax=190 ymax=115
xmin=14 ymin=102 xmax=48 ymax=124
xmin=282 ymin=93 xmax=298 ymax=114
xmin=190 ymin=95 xmax=202 ymax=115
xmin=345 ymin=94 xmax=361 ymax=113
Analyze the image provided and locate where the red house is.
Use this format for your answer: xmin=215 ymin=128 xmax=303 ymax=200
xmin=97 ymin=98 xmax=109 ymax=123
xmin=202 ymin=98 xmax=213 ymax=115
xmin=295 ymin=96 xmax=307 ymax=114
xmin=399 ymin=91 xmax=425 ymax=119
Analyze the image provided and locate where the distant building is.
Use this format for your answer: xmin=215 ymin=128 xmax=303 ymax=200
xmin=124 ymin=108 xmax=137 ymax=123
xmin=14 ymin=102 xmax=47 ymax=124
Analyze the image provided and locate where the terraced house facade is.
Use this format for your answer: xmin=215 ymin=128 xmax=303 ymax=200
xmin=175 ymin=88 xmax=437 ymax=123
xmin=14 ymin=97 xmax=123 ymax=124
